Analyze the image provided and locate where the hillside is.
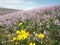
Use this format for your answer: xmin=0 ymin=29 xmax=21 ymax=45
xmin=0 ymin=5 xmax=60 ymax=28
xmin=0 ymin=8 xmax=19 ymax=15
xmin=0 ymin=5 xmax=60 ymax=45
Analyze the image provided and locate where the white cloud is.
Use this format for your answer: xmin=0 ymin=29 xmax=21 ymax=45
xmin=0 ymin=0 xmax=38 ymax=10
xmin=1 ymin=0 xmax=23 ymax=3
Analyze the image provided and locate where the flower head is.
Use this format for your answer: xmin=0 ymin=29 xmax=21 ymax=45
xmin=38 ymin=33 xmax=45 ymax=39
xmin=16 ymin=30 xmax=29 ymax=40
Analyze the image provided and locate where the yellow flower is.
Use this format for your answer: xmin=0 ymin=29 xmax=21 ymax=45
xmin=22 ymin=32 xmax=29 ymax=39
xmin=16 ymin=30 xmax=26 ymax=34
xmin=17 ymin=35 xmax=23 ymax=40
xmin=29 ymin=42 xmax=36 ymax=45
xmin=19 ymin=22 xmax=23 ymax=25
xmin=20 ymin=30 xmax=26 ymax=34
xmin=12 ymin=37 xmax=17 ymax=41
xmin=12 ymin=30 xmax=29 ymax=41
xmin=16 ymin=30 xmax=29 ymax=40
xmin=16 ymin=30 xmax=20 ymax=34
xmin=38 ymin=33 xmax=45 ymax=39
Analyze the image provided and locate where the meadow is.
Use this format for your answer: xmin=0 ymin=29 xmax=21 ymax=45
xmin=0 ymin=5 xmax=60 ymax=45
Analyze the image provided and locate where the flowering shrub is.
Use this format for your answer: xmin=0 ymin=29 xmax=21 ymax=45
xmin=0 ymin=5 xmax=60 ymax=45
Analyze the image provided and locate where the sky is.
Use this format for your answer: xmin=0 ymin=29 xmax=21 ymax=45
xmin=0 ymin=0 xmax=60 ymax=10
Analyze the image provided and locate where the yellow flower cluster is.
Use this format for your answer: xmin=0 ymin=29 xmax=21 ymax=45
xmin=38 ymin=33 xmax=45 ymax=39
xmin=16 ymin=30 xmax=29 ymax=40
xmin=12 ymin=30 xmax=29 ymax=41
xmin=29 ymin=42 xmax=36 ymax=45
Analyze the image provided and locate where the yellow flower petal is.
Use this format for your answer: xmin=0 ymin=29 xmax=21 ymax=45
xmin=16 ymin=30 xmax=20 ymax=34
xmin=12 ymin=37 xmax=17 ymax=41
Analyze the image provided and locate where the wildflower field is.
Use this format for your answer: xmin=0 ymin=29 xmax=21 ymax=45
xmin=0 ymin=5 xmax=60 ymax=45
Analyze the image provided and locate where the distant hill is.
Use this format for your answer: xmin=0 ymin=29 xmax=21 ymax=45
xmin=0 ymin=8 xmax=19 ymax=15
